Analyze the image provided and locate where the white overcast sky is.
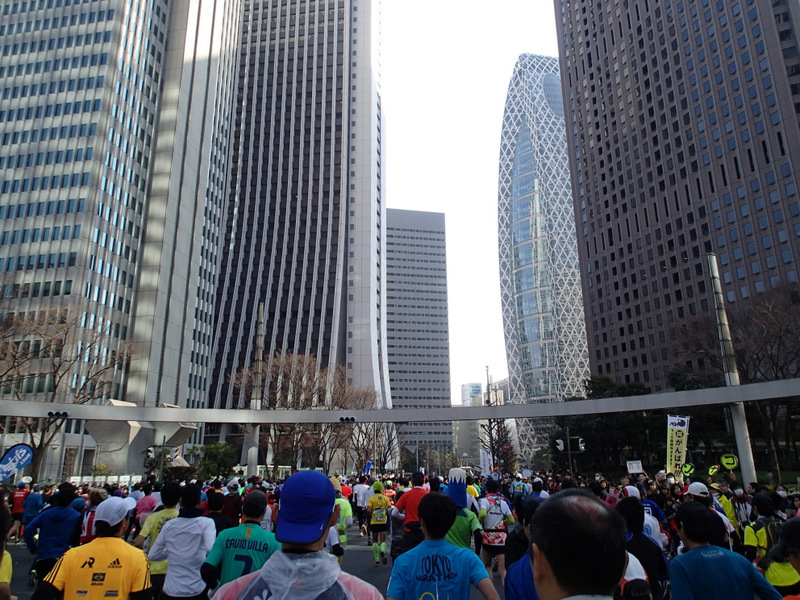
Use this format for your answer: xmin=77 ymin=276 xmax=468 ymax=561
xmin=382 ymin=1 xmax=560 ymax=404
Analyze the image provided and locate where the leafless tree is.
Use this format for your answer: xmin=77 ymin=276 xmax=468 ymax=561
xmin=232 ymin=354 xmax=382 ymax=477
xmin=0 ymin=308 xmax=134 ymax=479
xmin=670 ymin=283 xmax=800 ymax=479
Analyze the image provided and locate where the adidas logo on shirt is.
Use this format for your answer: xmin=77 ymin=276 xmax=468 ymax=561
xmin=107 ymin=558 xmax=122 ymax=569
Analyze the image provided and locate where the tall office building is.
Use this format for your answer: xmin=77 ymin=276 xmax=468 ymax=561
xmin=556 ymin=0 xmax=800 ymax=389
xmin=208 ymin=0 xmax=391 ymax=436
xmin=497 ymin=54 xmax=590 ymax=463
xmin=386 ymin=208 xmax=452 ymax=462
xmin=454 ymin=383 xmax=482 ymax=467
xmin=0 ymin=0 xmax=241 ymax=473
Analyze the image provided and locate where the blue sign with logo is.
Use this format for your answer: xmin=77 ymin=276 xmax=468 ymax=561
xmin=364 ymin=460 xmax=373 ymax=475
xmin=0 ymin=443 xmax=34 ymax=480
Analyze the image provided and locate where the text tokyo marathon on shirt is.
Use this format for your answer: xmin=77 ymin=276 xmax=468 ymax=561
xmin=386 ymin=538 xmax=489 ymax=599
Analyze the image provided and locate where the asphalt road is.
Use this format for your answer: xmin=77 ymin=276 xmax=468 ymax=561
xmin=4 ymin=526 xmax=506 ymax=599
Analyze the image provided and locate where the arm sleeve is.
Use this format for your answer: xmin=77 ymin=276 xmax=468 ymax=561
xmin=30 ymin=580 xmax=61 ymax=600
xmin=146 ymin=522 xmax=168 ymax=562
xmin=24 ymin=513 xmax=41 ymax=550
xmin=200 ymin=562 xmax=220 ymax=589
xmin=129 ymin=589 xmax=153 ymax=600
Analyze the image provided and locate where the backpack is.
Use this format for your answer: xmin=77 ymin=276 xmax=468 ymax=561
xmin=484 ymin=495 xmax=506 ymax=531
xmin=752 ymin=516 xmax=784 ymax=570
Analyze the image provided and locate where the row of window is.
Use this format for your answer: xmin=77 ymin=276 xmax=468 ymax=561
xmin=0 ymin=52 xmax=109 ymax=79
xmin=90 ymin=227 xmax=138 ymax=264
xmin=84 ymin=282 xmax=133 ymax=323
xmin=0 ymin=122 xmax=98 ymax=147
xmin=0 ymin=171 xmax=90 ymax=194
xmin=0 ymin=251 xmax=76 ymax=271
xmin=0 ymin=147 xmax=93 ymax=170
xmin=87 ymin=255 xmax=135 ymax=289
xmin=2 ymin=0 xmax=104 ymax=17
xmin=0 ymin=224 xmax=81 ymax=245
xmin=0 ymin=197 xmax=86 ymax=219
xmin=0 ymin=9 xmax=115 ymax=36
xmin=9 ymin=278 xmax=73 ymax=298
xmin=0 ymin=98 xmax=102 ymax=123
xmin=1 ymin=75 xmax=105 ymax=100
xmin=1 ymin=29 xmax=113 ymax=57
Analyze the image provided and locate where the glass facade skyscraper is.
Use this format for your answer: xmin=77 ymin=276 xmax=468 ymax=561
xmin=0 ymin=0 xmax=241 ymax=463
xmin=207 ymin=0 xmax=391 ymax=437
xmin=556 ymin=0 xmax=800 ymax=388
xmin=497 ymin=54 xmax=590 ymax=462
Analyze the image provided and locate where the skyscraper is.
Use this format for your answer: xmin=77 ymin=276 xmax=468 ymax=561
xmin=556 ymin=0 xmax=800 ymax=389
xmin=208 ymin=0 xmax=391 ymax=438
xmin=497 ymin=54 xmax=590 ymax=462
xmin=0 ymin=0 xmax=241 ymax=472
xmin=386 ymin=208 xmax=452 ymax=462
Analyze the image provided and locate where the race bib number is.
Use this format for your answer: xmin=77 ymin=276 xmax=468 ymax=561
xmin=373 ymin=508 xmax=387 ymax=524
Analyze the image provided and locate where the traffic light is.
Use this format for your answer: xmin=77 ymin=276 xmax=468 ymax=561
xmin=578 ymin=438 xmax=586 ymax=452
xmin=47 ymin=411 xmax=69 ymax=419
xmin=555 ymin=439 xmax=565 ymax=451
xmin=146 ymin=447 xmax=155 ymax=458
xmin=339 ymin=416 xmax=356 ymax=423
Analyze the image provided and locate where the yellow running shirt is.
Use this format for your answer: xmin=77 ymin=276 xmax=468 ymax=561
xmin=44 ymin=537 xmax=151 ymax=600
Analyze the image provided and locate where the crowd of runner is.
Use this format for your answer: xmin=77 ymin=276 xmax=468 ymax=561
xmin=2 ymin=467 xmax=800 ymax=599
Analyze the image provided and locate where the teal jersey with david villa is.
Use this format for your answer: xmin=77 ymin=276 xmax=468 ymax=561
xmin=204 ymin=522 xmax=282 ymax=586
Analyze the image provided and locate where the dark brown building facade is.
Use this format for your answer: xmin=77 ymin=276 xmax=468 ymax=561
xmin=555 ymin=0 xmax=800 ymax=389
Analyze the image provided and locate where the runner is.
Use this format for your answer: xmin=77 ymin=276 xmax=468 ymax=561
xmin=31 ymin=496 xmax=151 ymax=600
xmin=24 ymin=483 xmax=82 ymax=581
xmin=0 ymin=503 xmax=12 ymax=600
xmin=386 ymin=493 xmax=499 ymax=600
xmin=147 ymin=484 xmax=216 ymax=600
xmin=330 ymin=477 xmax=353 ymax=564
xmin=366 ymin=480 xmax=392 ymax=565
xmin=201 ymin=490 xmax=280 ymax=588
xmin=213 ymin=470 xmax=383 ymax=600
xmin=133 ymin=482 xmax=183 ymax=600
xmin=479 ymin=478 xmax=515 ymax=584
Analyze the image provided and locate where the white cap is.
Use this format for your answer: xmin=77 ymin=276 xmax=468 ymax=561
xmin=533 ymin=477 xmax=543 ymax=483
xmin=684 ymin=482 xmax=709 ymax=497
xmin=622 ymin=485 xmax=641 ymax=499
xmin=227 ymin=479 xmax=240 ymax=489
xmin=94 ymin=497 xmax=136 ymax=526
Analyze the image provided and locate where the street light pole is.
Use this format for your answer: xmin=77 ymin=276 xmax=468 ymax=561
xmin=707 ymin=253 xmax=757 ymax=485
xmin=566 ymin=425 xmax=573 ymax=474
xmin=485 ymin=366 xmax=496 ymax=472
xmin=244 ymin=302 xmax=265 ymax=478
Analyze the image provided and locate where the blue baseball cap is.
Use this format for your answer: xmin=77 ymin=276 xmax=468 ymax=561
xmin=276 ymin=470 xmax=336 ymax=545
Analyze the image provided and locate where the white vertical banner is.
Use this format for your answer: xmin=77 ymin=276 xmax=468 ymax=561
xmin=480 ymin=449 xmax=491 ymax=477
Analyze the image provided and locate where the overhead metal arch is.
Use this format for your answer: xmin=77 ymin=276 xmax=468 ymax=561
xmin=2 ymin=378 xmax=798 ymax=424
